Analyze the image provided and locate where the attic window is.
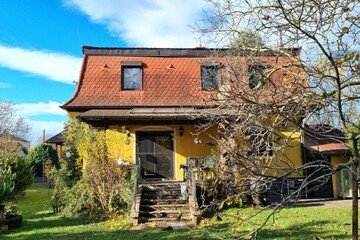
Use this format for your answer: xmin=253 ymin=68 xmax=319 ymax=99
xmin=248 ymin=64 xmax=270 ymax=89
xmin=201 ymin=63 xmax=221 ymax=90
xmin=121 ymin=62 xmax=143 ymax=90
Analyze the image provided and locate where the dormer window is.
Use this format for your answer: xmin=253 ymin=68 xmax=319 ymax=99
xmin=248 ymin=64 xmax=270 ymax=89
xmin=201 ymin=63 xmax=221 ymax=90
xmin=121 ymin=62 xmax=143 ymax=90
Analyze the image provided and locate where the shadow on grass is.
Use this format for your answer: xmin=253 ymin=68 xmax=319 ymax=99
xmin=1 ymin=214 xmax=106 ymax=239
xmin=1 ymin=226 xmax=211 ymax=240
xmin=1 ymin=219 xmax=351 ymax=240
xmin=199 ymin=219 xmax=350 ymax=239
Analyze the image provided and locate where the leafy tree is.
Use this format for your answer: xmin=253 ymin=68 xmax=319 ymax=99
xmin=0 ymin=101 xmax=33 ymax=199
xmin=49 ymin=118 xmax=136 ymax=216
xmin=2 ymin=155 xmax=34 ymax=195
xmin=230 ymin=30 xmax=265 ymax=49
xmin=196 ymin=0 xmax=360 ymax=238
xmin=26 ymin=144 xmax=59 ymax=177
xmin=0 ymin=167 xmax=16 ymax=220
xmin=0 ymin=101 xmax=31 ymax=161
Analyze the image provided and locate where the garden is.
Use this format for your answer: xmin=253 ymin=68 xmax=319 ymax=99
xmin=0 ymin=183 xmax=353 ymax=239
xmin=0 ymin=117 xmax=355 ymax=239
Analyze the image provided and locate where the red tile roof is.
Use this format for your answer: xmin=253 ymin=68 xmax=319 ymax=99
xmin=304 ymin=125 xmax=351 ymax=156
xmin=62 ymin=47 xmax=301 ymax=110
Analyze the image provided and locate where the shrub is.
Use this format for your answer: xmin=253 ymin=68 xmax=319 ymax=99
xmin=0 ymin=167 xmax=16 ymax=204
xmin=61 ymin=178 xmax=97 ymax=217
xmin=49 ymin=118 xmax=137 ymax=217
xmin=26 ymin=144 xmax=59 ymax=177
xmin=3 ymin=155 xmax=34 ymax=195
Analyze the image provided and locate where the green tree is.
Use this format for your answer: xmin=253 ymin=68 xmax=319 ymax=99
xmin=49 ymin=118 xmax=136 ymax=216
xmin=0 ymin=167 xmax=16 ymax=220
xmin=26 ymin=144 xmax=59 ymax=177
xmin=230 ymin=30 xmax=265 ymax=49
xmin=2 ymin=155 xmax=34 ymax=195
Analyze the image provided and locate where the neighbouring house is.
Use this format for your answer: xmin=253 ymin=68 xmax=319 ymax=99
xmin=15 ymin=136 xmax=30 ymax=157
xmin=304 ymin=125 xmax=352 ymax=199
xmin=0 ymin=133 xmax=30 ymax=157
xmin=60 ymin=46 xmax=351 ymax=203
xmin=46 ymin=132 xmax=65 ymax=159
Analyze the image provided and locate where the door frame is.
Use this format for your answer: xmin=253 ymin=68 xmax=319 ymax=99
xmin=135 ymin=129 xmax=175 ymax=179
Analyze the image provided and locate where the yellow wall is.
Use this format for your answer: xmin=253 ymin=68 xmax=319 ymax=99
xmin=331 ymin=155 xmax=351 ymax=198
xmin=268 ymin=130 xmax=303 ymax=177
xmin=107 ymin=124 xmax=217 ymax=180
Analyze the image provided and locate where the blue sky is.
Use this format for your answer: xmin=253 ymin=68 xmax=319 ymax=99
xmin=0 ymin=0 xmax=210 ymax=144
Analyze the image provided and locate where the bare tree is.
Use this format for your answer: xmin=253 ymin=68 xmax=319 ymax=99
xmin=0 ymin=102 xmax=31 ymax=159
xmin=195 ymin=0 xmax=360 ymax=238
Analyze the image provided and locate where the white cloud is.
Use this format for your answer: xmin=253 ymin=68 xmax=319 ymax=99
xmin=15 ymin=101 xmax=66 ymax=118
xmin=64 ymin=0 xmax=211 ymax=47
xmin=0 ymin=82 xmax=11 ymax=88
xmin=28 ymin=120 xmax=65 ymax=145
xmin=13 ymin=102 xmax=67 ymax=145
xmin=0 ymin=45 xmax=82 ymax=84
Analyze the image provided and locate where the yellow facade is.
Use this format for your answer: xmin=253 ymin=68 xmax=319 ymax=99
xmin=107 ymin=124 xmax=217 ymax=180
xmin=331 ymin=155 xmax=351 ymax=198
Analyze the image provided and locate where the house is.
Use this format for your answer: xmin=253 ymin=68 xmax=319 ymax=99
xmin=0 ymin=133 xmax=30 ymax=157
xmin=46 ymin=132 xmax=65 ymax=158
xmin=61 ymin=46 xmax=351 ymax=201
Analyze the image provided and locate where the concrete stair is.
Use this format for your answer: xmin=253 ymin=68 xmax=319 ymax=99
xmin=137 ymin=181 xmax=193 ymax=225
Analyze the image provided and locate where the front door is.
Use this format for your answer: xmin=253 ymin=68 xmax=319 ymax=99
xmin=137 ymin=131 xmax=174 ymax=179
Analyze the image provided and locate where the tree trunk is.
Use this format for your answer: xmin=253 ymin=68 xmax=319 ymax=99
xmin=0 ymin=204 xmax=5 ymax=221
xmin=353 ymin=139 xmax=359 ymax=240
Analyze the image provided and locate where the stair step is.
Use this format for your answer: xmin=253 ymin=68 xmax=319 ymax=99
xmin=141 ymin=199 xmax=188 ymax=205
xmin=140 ymin=213 xmax=192 ymax=219
xmin=140 ymin=209 xmax=190 ymax=214
xmin=142 ymin=193 xmax=182 ymax=199
xmin=136 ymin=182 xmax=192 ymax=225
xmin=140 ymin=205 xmax=189 ymax=212
xmin=138 ymin=216 xmax=193 ymax=223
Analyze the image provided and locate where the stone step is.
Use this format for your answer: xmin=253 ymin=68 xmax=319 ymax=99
xmin=141 ymin=193 xmax=183 ymax=199
xmin=140 ymin=203 xmax=189 ymax=211
xmin=140 ymin=198 xmax=188 ymax=205
xmin=139 ymin=211 xmax=192 ymax=219
xmin=138 ymin=216 xmax=193 ymax=223
xmin=142 ymin=187 xmax=183 ymax=193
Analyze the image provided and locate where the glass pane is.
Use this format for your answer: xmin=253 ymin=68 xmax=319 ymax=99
xmin=123 ymin=67 xmax=141 ymax=90
xmin=249 ymin=64 xmax=267 ymax=89
xmin=201 ymin=66 xmax=219 ymax=90
xmin=342 ymin=169 xmax=350 ymax=195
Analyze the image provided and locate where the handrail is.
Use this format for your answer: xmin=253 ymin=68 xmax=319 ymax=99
xmin=184 ymin=157 xmax=201 ymax=224
xmin=130 ymin=165 xmax=141 ymax=225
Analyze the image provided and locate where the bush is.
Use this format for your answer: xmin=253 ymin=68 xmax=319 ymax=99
xmin=0 ymin=168 xmax=16 ymax=204
xmin=48 ymin=163 xmax=96 ymax=217
xmin=3 ymin=155 xmax=34 ymax=195
xmin=26 ymin=144 xmax=59 ymax=177
xmin=48 ymin=118 xmax=137 ymax=218
xmin=61 ymin=178 xmax=97 ymax=217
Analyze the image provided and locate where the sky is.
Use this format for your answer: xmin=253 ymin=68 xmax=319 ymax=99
xmin=0 ymin=0 xmax=211 ymax=145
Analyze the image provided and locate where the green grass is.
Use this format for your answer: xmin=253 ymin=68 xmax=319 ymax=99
xmin=1 ymin=183 xmax=353 ymax=239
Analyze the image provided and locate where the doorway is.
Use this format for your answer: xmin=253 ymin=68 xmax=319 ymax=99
xmin=136 ymin=131 xmax=174 ymax=179
xmin=306 ymin=157 xmax=333 ymax=198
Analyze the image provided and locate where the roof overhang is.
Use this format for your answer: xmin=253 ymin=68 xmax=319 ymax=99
xmin=78 ymin=108 xmax=214 ymax=121
xmin=304 ymin=142 xmax=351 ymax=156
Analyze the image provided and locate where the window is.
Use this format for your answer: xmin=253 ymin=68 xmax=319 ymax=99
xmin=245 ymin=127 xmax=274 ymax=157
xmin=201 ymin=63 xmax=221 ymax=90
xmin=248 ymin=64 xmax=269 ymax=89
xmin=121 ymin=62 xmax=142 ymax=90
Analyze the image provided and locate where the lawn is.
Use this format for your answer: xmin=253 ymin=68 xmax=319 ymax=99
xmin=1 ymin=183 xmax=353 ymax=239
